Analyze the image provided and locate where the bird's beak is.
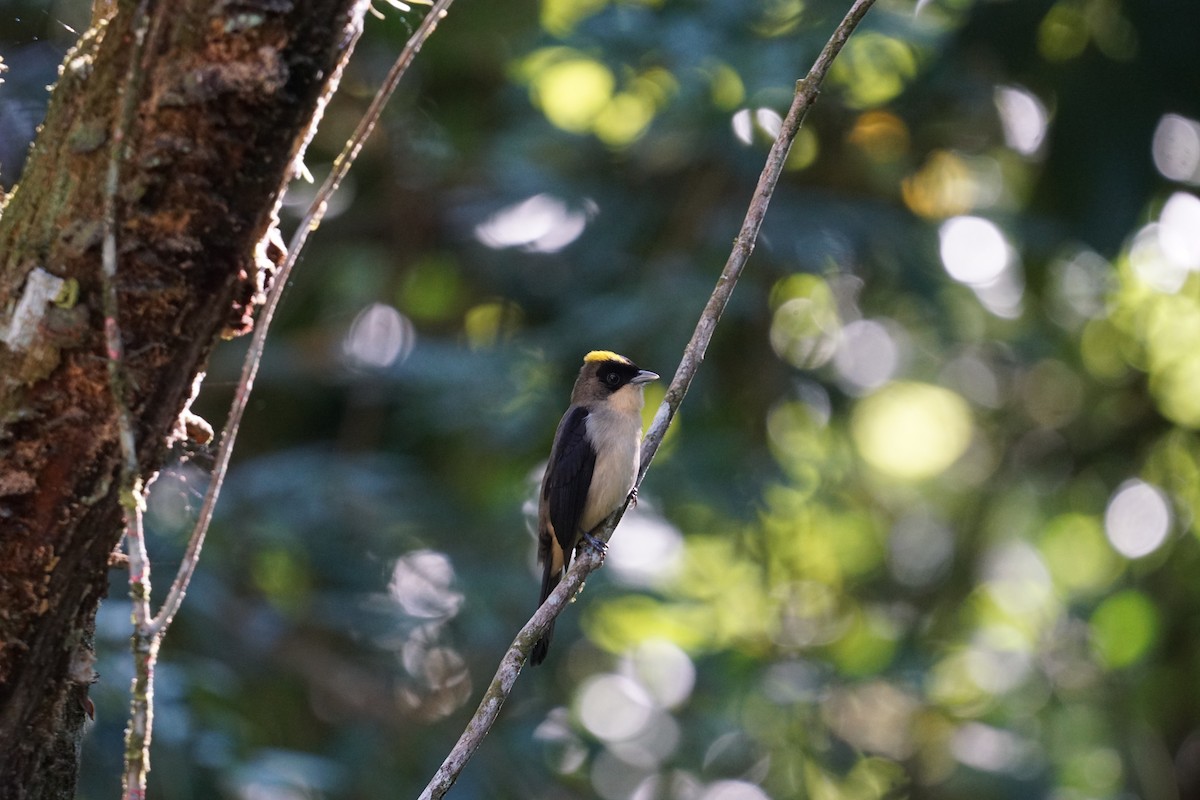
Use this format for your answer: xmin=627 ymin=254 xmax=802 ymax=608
xmin=632 ymin=369 xmax=659 ymax=385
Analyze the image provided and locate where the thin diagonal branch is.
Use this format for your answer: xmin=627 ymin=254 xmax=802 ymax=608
xmin=150 ymin=0 xmax=457 ymax=637
xmin=95 ymin=1 xmax=158 ymax=797
xmin=416 ymin=1 xmax=878 ymax=797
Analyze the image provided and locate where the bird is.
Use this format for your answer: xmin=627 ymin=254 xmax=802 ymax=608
xmin=531 ymin=350 xmax=659 ymax=666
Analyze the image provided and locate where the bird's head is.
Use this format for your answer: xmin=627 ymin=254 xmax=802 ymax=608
xmin=571 ymin=350 xmax=659 ymax=409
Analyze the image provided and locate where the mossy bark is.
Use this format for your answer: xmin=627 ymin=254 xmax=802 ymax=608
xmin=0 ymin=0 xmax=366 ymax=795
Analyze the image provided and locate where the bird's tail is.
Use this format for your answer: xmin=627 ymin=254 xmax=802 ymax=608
xmin=531 ymin=557 xmax=560 ymax=666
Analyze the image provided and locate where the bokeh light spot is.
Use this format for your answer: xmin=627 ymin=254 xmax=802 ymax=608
xmin=577 ymin=674 xmax=654 ymax=742
xmin=1039 ymin=514 xmax=1121 ymax=596
xmin=608 ymin=509 xmax=684 ymax=589
xmin=851 ymin=382 xmax=973 ymax=480
xmin=834 ymin=319 xmax=900 ymax=393
xmin=1038 ymin=2 xmax=1089 ymax=61
xmin=731 ymin=109 xmax=753 ymax=145
xmin=474 ymin=194 xmax=591 ymax=253
xmin=399 ymin=257 xmax=466 ymax=321
xmin=530 ymin=57 xmax=614 ymax=133
xmin=707 ymin=62 xmax=745 ymax=110
xmin=1090 ymin=590 xmax=1159 ymax=667
xmin=1157 ymin=192 xmax=1200 ymax=270
xmin=1129 ymin=223 xmax=1188 ymax=293
xmin=847 ymin=110 xmax=910 ymax=163
xmin=622 ymin=639 xmax=695 ymax=709
xmin=594 ymin=91 xmax=656 ymax=146
xmin=342 ymin=303 xmax=414 ymax=369
xmin=952 ymin=723 xmax=1036 ymax=774
xmin=939 ymin=216 xmax=1011 ymax=286
xmin=902 ymin=150 xmax=975 ymax=218
xmin=698 ymin=780 xmax=770 ymax=800
xmin=768 ymin=275 xmax=840 ymax=369
xmin=389 ymin=550 xmax=464 ymax=620
xmin=1104 ymin=479 xmax=1171 ymax=558
xmin=754 ymin=107 xmax=782 ymax=139
xmin=540 ymin=0 xmax=607 ymax=36
xmin=749 ymin=0 xmax=804 ymax=37
xmin=784 ymin=126 xmax=820 ymax=171
xmin=1152 ymin=113 xmax=1200 ymax=184
xmin=828 ymin=32 xmax=919 ymax=108
xmin=463 ymin=300 xmax=522 ymax=350
xmin=994 ymin=85 xmax=1049 ymax=156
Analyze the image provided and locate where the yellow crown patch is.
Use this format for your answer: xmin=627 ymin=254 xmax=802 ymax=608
xmin=584 ymin=350 xmax=632 ymax=365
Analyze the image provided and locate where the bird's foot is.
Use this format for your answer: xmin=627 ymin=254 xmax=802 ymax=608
xmin=581 ymin=530 xmax=608 ymax=560
xmin=628 ymin=486 xmax=639 ymax=508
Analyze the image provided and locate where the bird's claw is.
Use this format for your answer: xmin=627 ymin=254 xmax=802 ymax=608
xmin=628 ymin=486 xmax=638 ymax=508
xmin=581 ymin=530 xmax=608 ymax=560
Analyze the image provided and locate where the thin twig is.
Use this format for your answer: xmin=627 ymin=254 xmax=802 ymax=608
xmin=151 ymin=0 xmax=456 ymax=637
xmin=97 ymin=1 xmax=156 ymax=797
xmin=416 ymin=1 xmax=878 ymax=797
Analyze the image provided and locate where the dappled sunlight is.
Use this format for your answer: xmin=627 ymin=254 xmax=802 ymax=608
xmin=607 ymin=507 xmax=685 ymax=589
xmin=768 ymin=274 xmax=841 ymax=369
xmin=1129 ymin=223 xmax=1189 ymax=293
xmin=523 ymin=51 xmax=615 ymax=133
xmin=994 ymin=85 xmax=1049 ymax=157
xmin=705 ymin=62 xmax=745 ymax=111
xmin=1104 ymin=479 xmax=1171 ymax=559
xmin=474 ymin=193 xmax=593 ymax=253
xmin=1090 ymin=590 xmax=1159 ymax=668
xmin=60 ymin=0 xmax=1200 ymax=795
xmin=577 ymin=673 xmax=655 ymax=741
xmin=1049 ymin=247 xmax=1111 ymax=324
xmin=1158 ymin=191 xmax=1200 ymax=270
xmin=827 ymin=31 xmax=920 ymax=108
xmin=939 ymin=215 xmax=1025 ymax=318
xmin=696 ymin=781 xmax=770 ymax=800
xmin=1107 ymin=198 xmax=1200 ymax=426
xmin=851 ymin=381 xmax=973 ymax=480
xmin=387 ymin=551 xmax=471 ymax=720
xmin=620 ymin=639 xmax=695 ymax=709
xmin=847 ymin=109 xmax=909 ymax=164
xmin=1038 ymin=514 xmax=1121 ymax=597
xmin=518 ymin=48 xmax=675 ymax=145
xmin=388 ymin=550 xmax=463 ymax=619
xmin=833 ymin=318 xmax=902 ymax=393
xmin=463 ymin=299 xmax=523 ymax=350
xmin=938 ymin=215 xmax=1009 ymax=286
xmin=902 ymin=150 xmax=980 ymax=218
xmin=1038 ymin=0 xmax=1137 ymax=62
xmin=1152 ymin=113 xmax=1200 ymax=184
xmin=980 ymin=541 xmax=1055 ymax=623
xmin=341 ymin=302 xmax=414 ymax=369
xmin=823 ymin=681 xmax=919 ymax=760
xmin=951 ymin=723 xmax=1039 ymax=776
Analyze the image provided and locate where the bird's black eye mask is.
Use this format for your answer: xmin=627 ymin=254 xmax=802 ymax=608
xmin=598 ymin=362 xmax=639 ymax=391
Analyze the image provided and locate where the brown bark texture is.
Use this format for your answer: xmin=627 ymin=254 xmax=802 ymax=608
xmin=0 ymin=0 xmax=366 ymax=796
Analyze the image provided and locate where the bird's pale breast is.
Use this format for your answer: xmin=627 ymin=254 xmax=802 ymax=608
xmin=581 ymin=405 xmax=642 ymax=532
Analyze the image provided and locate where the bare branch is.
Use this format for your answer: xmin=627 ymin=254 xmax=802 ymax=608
xmin=416 ymin=1 xmax=878 ymax=797
xmin=96 ymin=2 xmax=158 ymax=796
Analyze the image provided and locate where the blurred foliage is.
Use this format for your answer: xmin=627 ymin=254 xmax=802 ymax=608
xmin=4 ymin=0 xmax=1200 ymax=798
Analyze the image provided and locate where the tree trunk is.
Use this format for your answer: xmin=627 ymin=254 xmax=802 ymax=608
xmin=0 ymin=0 xmax=367 ymax=795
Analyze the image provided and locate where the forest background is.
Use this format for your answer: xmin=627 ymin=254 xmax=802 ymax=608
xmin=3 ymin=0 xmax=1200 ymax=798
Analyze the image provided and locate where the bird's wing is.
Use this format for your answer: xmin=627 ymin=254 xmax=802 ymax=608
xmin=543 ymin=405 xmax=596 ymax=556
